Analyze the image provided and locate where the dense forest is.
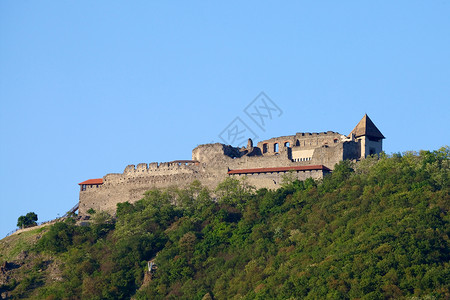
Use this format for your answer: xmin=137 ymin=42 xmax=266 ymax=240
xmin=1 ymin=148 xmax=449 ymax=299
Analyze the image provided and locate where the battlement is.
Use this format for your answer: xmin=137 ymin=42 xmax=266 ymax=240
xmin=78 ymin=114 xmax=385 ymax=216
xmin=123 ymin=160 xmax=200 ymax=174
xmin=98 ymin=160 xmax=202 ymax=186
xmin=295 ymin=130 xmax=339 ymax=137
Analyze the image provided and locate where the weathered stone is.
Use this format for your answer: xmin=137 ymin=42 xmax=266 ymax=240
xmin=79 ymin=115 xmax=384 ymax=216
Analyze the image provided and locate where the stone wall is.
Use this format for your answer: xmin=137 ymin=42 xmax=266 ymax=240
xmin=79 ymin=140 xmax=347 ymax=215
xmin=357 ymin=137 xmax=382 ymax=158
xmin=79 ymin=123 xmax=379 ymax=216
xmin=256 ymin=131 xmax=346 ymax=156
xmin=79 ymin=144 xmax=337 ymax=215
xmin=79 ymin=170 xmax=219 ymax=215
xmin=230 ymin=169 xmax=329 ymax=190
xmin=294 ymin=131 xmax=344 ymax=149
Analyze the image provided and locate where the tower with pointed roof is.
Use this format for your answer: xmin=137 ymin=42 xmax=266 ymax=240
xmin=348 ymin=114 xmax=385 ymax=159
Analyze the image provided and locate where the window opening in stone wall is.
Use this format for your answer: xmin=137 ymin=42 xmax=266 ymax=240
xmin=263 ymin=143 xmax=268 ymax=153
xmin=82 ymin=184 xmax=86 ymax=191
xmin=284 ymin=142 xmax=290 ymax=147
xmin=274 ymin=143 xmax=279 ymax=152
xmin=370 ymin=148 xmax=376 ymax=155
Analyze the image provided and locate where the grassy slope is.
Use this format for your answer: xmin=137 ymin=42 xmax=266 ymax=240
xmin=0 ymin=227 xmax=48 ymax=262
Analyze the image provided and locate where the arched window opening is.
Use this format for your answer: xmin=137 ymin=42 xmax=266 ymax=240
xmin=284 ymin=142 xmax=290 ymax=147
xmin=274 ymin=143 xmax=279 ymax=152
xmin=263 ymin=143 xmax=268 ymax=153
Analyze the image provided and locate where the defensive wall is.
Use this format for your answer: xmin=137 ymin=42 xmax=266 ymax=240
xmin=79 ymin=141 xmax=350 ymax=215
xmin=78 ymin=114 xmax=385 ymax=216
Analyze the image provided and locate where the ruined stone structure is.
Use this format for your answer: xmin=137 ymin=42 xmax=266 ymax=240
xmin=78 ymin=114 xmax=384 ymax=215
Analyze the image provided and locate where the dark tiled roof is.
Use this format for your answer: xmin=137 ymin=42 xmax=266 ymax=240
xmin=228 ymin=165 xmax=330 ymax=175
xmin=79 ymin=178 xmax=103 ymax=185
xmin=349 ymin=114 xmax=385 ymax=139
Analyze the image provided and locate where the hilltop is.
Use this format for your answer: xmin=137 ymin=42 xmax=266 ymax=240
xmin=0 ymin=147 xmax=448 ymax=299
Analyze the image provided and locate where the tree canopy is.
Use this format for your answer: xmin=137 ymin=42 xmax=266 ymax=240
xmin=16 ymin=212 xmax=38 ymax=229
xmin=3 ymin=147 xmax=449 ymax=299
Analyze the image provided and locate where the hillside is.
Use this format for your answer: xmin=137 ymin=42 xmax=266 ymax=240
xmin=0 ymin=147 xmax=448 ymax=299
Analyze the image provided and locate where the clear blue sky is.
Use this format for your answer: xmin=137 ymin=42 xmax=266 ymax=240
xmin=1 ymin=1 xmax=449 ymax=237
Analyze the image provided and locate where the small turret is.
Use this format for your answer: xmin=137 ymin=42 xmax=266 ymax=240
xmin=349 ymin=114 xmax=385 ymax=158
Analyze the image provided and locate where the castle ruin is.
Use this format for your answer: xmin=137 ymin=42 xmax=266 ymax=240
xmin=78 ymin=114 xmax=385 ymax=215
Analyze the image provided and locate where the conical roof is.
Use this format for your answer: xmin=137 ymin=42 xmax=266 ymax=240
xmin=349 ymin=114 xmax=385 ymax=139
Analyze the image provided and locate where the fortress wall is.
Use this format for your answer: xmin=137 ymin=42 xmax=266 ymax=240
xmin=80 ymin=135 xmax=358 ymax=215
xmin=80 ymin=170 xmax=226 ymax=215
xmin=80 ymin=165 xmax=330 ymax=216
xmin=79 ymin=187 xmax=111 ymax=215
xmin=311 ymin=143 xmax=344 ymax=170
xmin=230 ymin=169 xmax=328 ymax=190
xmin=256 ymin=132 xmax=346 ymax=156
xmin=80 ymin=160 xmax=212 ymax=215
xmin=195 ymin=149 xmax=294 ymax=172
xmin=79 ymin=139 xmax=350 ymax=215
xmin=256 ymin=135 xmax=296 ymax=154
xmin=343 ymin=141 xmax=361 ymax=160
xmin=227 ymin=147 xmax=344 ymax=170
xmin=200 ymin=145 xmax=342 ymax=172
xmin=228 ymin=152 xmax=293 ymax=169
xmin=103 ymin=162 xmax=201 ymax=185
xmin=79 ymin=115 xmax=384 ymax=216
xmin=293 ymin=131 xmax=344 ymax=149
xmin=192 ymin=143 xmax=243 ymax=163
xmin=79 ymin=150 xmax=315 ymax=216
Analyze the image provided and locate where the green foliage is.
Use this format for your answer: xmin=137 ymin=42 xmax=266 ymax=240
xmin=9 ymin=147 xmax=450 ymax=299
xmin=215 ymin=176 xmax=255 ymax=208
xmin=17 ymin=212 xmax=38 ymax=229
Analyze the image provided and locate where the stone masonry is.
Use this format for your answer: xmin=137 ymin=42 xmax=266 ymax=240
xmin=78 ymin=114 xmax=384 ymax=215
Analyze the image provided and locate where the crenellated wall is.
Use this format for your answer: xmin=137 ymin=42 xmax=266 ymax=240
xmin=79 ymin=119 xmax=383 ymax=216
xmin=79 ymin=143 xmax=341 ymax=215
xmin=79 ymin=160 xmax=208 ymax=215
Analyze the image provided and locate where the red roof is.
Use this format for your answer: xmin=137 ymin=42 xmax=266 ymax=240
xmin=227 ymin=165 xmax=330 ymax=175
xmin=78 ymin=178 xmax=103 ymax=185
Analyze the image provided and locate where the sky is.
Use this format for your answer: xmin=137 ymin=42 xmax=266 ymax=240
xmin=1 ymin=1 xmax=449 ymax=238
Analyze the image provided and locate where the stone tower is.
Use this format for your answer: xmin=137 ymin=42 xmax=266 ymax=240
xmin=349 ymin=114 xmax=385 ymax=159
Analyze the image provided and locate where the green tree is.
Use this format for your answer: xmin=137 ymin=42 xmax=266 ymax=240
xmin=215 ymin=177 xmax=255 ymax=207
xmin=17 ymin=212 xmax=38 ymax=229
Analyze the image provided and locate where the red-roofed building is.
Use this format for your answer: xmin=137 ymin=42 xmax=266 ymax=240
xmin=227 ymin=165 xmax=330 ymax=175
xmin=227 ymin=165 xmax=331 ymax=183
xmin=79 ymin=178 xmax=103 ymax=191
